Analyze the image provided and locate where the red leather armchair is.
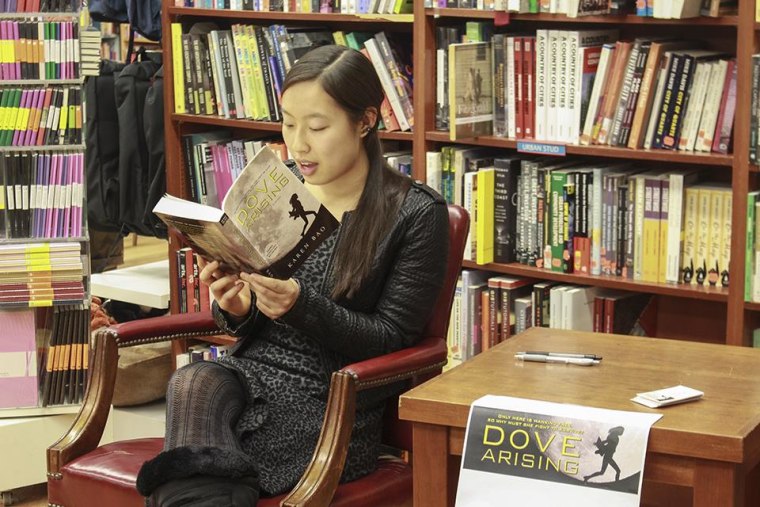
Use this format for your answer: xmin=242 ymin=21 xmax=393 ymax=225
xmin=47 ymin=204 xmax=468 ymax=507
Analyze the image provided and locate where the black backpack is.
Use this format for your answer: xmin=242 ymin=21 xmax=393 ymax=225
xmin=85 ymin=60 xmax=125 ymax=233
xmin=142 ymin=65 xmax=167 ymax=238
xmin=113 ymin=51 xmax=163 ymax=237
xmin=89 ymin=0 xmax=162 ymax=61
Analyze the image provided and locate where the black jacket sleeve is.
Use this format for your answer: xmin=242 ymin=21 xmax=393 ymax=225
xmin=279 ymin=199 xmax=449 ymax=362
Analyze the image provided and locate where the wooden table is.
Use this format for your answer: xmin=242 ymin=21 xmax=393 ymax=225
xmin=398 ymin=328 xmax=760 ymax=506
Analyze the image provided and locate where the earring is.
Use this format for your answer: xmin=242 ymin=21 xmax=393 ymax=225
xmin=362 ymin=126 xmax=372 ymax=135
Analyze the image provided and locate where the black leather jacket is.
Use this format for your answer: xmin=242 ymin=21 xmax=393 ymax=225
xmin=214 ymin=179 xmax=450 ymax=361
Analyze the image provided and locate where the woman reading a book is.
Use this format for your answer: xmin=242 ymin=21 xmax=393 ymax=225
xmin=136 ymin=45 xmax=450 ymax=506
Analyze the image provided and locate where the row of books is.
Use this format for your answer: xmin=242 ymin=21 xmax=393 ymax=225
xmin=0 ymin=0 xmax=78 ymax=12
xmin=176 ymin=247 xmax=212 ymax=314
xmin=424 ymin=0 xmax=735 ymax=17
xmin=0 ymin=85 xmax=83 ymax=147
xmin=427 ymin=150 xmax=732 ymax=287
xmin=181 ymin=130 xmax=288 ymax=208
xmin=448 ymin=271 xmax=657 ymax=365
xmin=749 ymin=55 xmax=760 ymax=165
xmin=0 ymin=151 xmax=84 ymax=239
xmin=38 ymin=304 xmax=89 ymax=407
xmin=173 ymin=0 xmax=412 ymax=14
xmin=0 ymin=305 xmax=88 ymax=409
xmin=181 ymin=129 xmax=413 ymax=208
xmin=171 ymin=23 xmax=414 ymax=132
xmin=0 ymin=20 xmax=81 ymax=81
xmin=442 ymin=29 xmax=737 ymax=154
xmin=745 ymin=192 xmax=760 ymax=303
xmin=0 ymin=242 xmax=85 ymax=306
xmin=175 ymin=342 xmax=231 ymax=369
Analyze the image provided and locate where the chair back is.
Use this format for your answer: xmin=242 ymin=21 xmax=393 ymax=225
xmin=382 ymin=204 xmax=469 ymax=451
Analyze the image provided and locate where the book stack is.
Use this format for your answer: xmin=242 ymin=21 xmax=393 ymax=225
xmin=79 ymin=27 xmax=101 ymax=77
xmin=175 ymin=246 xmax=211 ymax=314
xmin=0 ymin=242 xmax=85 ymax=306
xmin=38 ymin=304 xmax=89 ymax=407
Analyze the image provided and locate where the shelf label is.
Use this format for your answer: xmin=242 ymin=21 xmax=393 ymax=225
xmin=517 ymin=141 xmax=566 ymax=157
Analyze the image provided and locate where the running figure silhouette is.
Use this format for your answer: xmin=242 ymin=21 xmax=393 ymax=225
xmin=289 ymin=193 xmax=318 ymax=237
xmin=584 ymin=426 xmax=625 ymax=483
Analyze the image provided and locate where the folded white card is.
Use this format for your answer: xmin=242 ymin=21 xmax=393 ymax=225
xmin=631 ymin=385 xmax=704 ymax=408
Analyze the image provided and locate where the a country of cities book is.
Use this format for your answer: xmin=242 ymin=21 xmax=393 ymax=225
xmin=153 ymin=146 xmax=339 ymax=279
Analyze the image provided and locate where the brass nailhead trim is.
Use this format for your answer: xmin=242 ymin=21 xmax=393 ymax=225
xmin=353 ymin=360 xmax=447 ymax=390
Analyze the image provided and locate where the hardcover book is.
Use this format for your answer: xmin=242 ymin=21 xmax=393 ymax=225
xmin=153 ymin=146 xmax=339 ymax=279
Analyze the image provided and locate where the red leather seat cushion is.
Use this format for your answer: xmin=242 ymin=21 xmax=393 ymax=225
xmin=48 ymin=440 xmax=411 ymax=507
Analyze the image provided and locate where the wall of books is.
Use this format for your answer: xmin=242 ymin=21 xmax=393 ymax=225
xmin=413 ymin=0 xmax=760 ymax=353
xmin=0 ymin=4 xmax=90 ymax=416
xmin=163 ymin=7 xmax=415 ymax=364
xmin=159 ymin=0 xmax=760 ymax=355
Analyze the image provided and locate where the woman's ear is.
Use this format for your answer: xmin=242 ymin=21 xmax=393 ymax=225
xmin=361 ymin=107 xmax=379 ymax=137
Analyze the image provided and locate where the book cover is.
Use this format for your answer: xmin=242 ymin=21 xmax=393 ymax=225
xmin=449 ymin=42 xmax=493 ymax=141
xmin=0 ymin=308 xmax=38 ymax=409
xmin=153 ymin=146 xmax=339 ymax=279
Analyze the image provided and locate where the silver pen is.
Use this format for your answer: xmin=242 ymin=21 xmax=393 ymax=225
xmin=515 ymin=353 xmax=600 ymax=366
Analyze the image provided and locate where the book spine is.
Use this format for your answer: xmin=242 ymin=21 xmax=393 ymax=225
xmin=534 ymin=30 xmax=547 ymax=140
xmin=171 ymin=23 xmax=187 ymax=114
xmin=712 ymin=58 xmax=737 ymax=154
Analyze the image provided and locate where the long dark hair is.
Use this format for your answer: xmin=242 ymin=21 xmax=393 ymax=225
xmin=282 ymin=45 xmax=411 ymax=300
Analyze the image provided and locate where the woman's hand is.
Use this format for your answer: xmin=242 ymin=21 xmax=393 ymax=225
xmin=240 ymin=273 xmax=300 ymax=320
xmin=197 ymin=258 xmax=252 ymax=320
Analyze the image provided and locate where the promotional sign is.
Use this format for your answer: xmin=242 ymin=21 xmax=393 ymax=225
xmin=456 ymin=395 xmax=662 ymax=507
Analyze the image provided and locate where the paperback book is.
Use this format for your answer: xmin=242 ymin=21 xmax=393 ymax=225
xmin=153 ymin=147 xmax=339 ymax=279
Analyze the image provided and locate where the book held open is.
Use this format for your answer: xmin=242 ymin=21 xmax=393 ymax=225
xmin=153 ymin=147 xmax=339 ymax=279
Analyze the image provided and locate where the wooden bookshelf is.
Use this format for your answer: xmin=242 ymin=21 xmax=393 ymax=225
xmin=462 ymin=260 xmax=729 ymax=302
xmin=415 ymin=1 xmax=757 ymax=346
xmin=162 ymin=1 xmax=759 ymax=348
xmin=172 ymin=113 xmax=413 ymax=140
xmin=425 ymin=131 xmax=734 ymax=167
xmin=427 ymin=8 xmax=740 ymax=25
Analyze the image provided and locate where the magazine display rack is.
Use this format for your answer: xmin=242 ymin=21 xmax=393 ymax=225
xmin=0 ymin=5 xmax=91 ymax=418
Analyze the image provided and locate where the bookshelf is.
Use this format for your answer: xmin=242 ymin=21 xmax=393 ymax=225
xmin=160 ymin=1 xmax=759 ymax=348
xmin=0 ymin=6 xmax=90 ymax=417
xmin=412 ymin=1 xmax=757 ymax=348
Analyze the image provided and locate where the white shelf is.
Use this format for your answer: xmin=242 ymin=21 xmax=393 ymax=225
xmin=0 ymin=404 xmax=80 ymax=418
xmin=90 ymin=260 xmax=171 ymax=309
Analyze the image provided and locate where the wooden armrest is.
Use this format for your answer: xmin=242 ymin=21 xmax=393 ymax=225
xmin=107 ymin=311 xmax=222 ymax=348
xmin=342 ymin=337 xmax=448 ymax=391
xmin=279 ymin=337 xmax=446 ymax=506
xmin=47 ymin=312 xmax=224 ymax=475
